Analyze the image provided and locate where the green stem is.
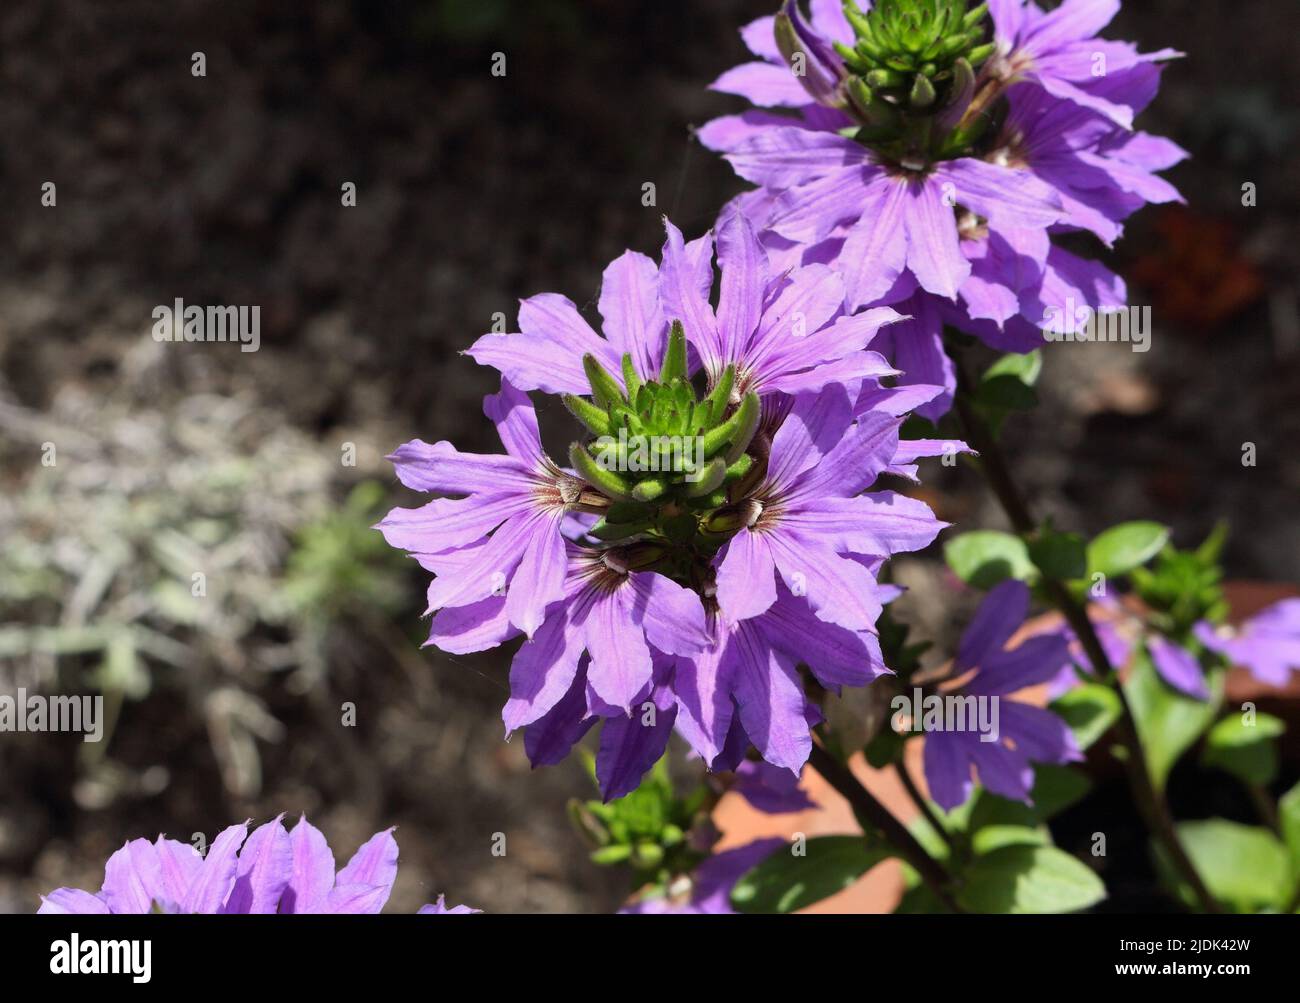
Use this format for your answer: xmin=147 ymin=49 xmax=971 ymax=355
xmin=894 ymin=759 xmax=955 ymax=851
xmin=808 ymin=744 xmax=963 ymax=913
xmin=953 ymin=358 xmax=1223 ymax=915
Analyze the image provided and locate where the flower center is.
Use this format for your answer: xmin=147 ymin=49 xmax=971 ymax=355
xmin=561 ymin=321 xmax=764 ymax=589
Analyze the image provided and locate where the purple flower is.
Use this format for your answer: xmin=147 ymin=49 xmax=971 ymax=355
xmin=37 ymin=815 xmax=474 ymax=915
xmin=715 ymin=385 xmax=946 ymax=630
xmin=700 ymin=1 xmax=1183 ymax=418
xmin=378 ymin=379 xmax=577 ymax=639
xmin=923 ymin=580 xmax=1080 ymax=810
xmin=987 ymin=0 xmax=1181 ymax=129
xmin=1052 ymin=588 xmax=1211 ymax=701
xmin=1196 ymin=600 xmax=1300 ymax=688
xmin=469 ymin=215 xmax=902 ymax=406
xmin=727 ymin=130 xmax=1062 ymax=309
xmin=383 ymin=210 xmax=961 ymax=792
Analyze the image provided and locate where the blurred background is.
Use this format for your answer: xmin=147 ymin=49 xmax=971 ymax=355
xmin=1 ymin=0 xmax=1297 ymax=913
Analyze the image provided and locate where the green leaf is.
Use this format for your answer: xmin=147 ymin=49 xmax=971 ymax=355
xmin=1279 ymin=782 xmax=1300 ymax=878
xmin=984 ymin=349 xmax=1042 ymax=386
xmin=957 ymin=845 xmax=1106 ymax=913
xmin=977 ymin=373 xmax=1038 ymax=412
xmin=1029 ymin=764 xmax=1093 ymax=820
xmin=863 ymin=726 xmax=905 ymax=769
xmin=893 ymin=882 xmax=949 ymax=914
xmin=1158 ymin=819 xmax=1291 ymax=913
xmin=965 ymin=765 xmax=1090 ymax=851
xmin=1201 ymin=712 xmax=1285 ymax=787
xmin=1087 ymin=522 xmax=1170 ymax=579
xmin=1124 ymin=648 xmax=1221 ymax=792
xmin=975 ymin=351 xmax=1042 ymax=418
xmin=1029 ymin=529 xmax=1087 ymax=581
xmin=944 ymin=530 xmax=1036 ymax=589
xmin=731 ymin=836 xmax=891 ymax=914
xmin=1050 ymin=683 xmax=1122 ymax=750
xmin=971 ymin=824 xmax=1048 ymax=855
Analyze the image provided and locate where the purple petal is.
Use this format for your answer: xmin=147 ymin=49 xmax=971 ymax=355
xmin=418 ymin=895 xmax=481 ymax=915
xmin=153 ymin=838 xmax=203 ymax=909
xmin=1148 ymin=635 xmax=1210 ymax=700
xmin=726 ymin=128 xmax=863 ymax=189
xmin=387 ymin=439 xmax=532 ymax=496
xmin=766 ymin=534 xmax=885 ymax=632
xmin=524 ymin=663 xmax=598 ymax=766
xmin=598 ymin=250 xmax=666 ymax=377
xmin=426 ymin=595 xmax=518 ymax=655
xmin=222 ymin=814 xmax=292 ymax=914
xmin=625 ymin=570 xmax=711 ymax=656
xmin=966 ymin=634 xmax=1073 ymax=696
xmin=503 ymin=509 xmax=568 ymax=638
xmin=99 ymin=839 xmax=163 ymax=914
xmin=336 ymin=829 xmax=399 ymax=911
xmin=958 ymin=579 xmax=1031 ymax=672
xmin=659 ymin=220 xmax=723 ymax=374
xmin=770 ymin=164 xmax=877 ymax=245
xmin=483 ymin=379 xmax=547 ymax=468
xmin=903 ymin=177 xmax=969 ymax=300
xmin=323 ymin=883 xmax=390 ymax=915
xmin=584 ymin=588 xmax=654 ymax=710
xmin=711 ymin=61 xmax=811 ymax=108
xmin=715 ymin=213 xmax=770 ymax=367
xmin=731 ymin=624 xmax=812 ymax=772
xmin=596 ymin=703 xmax=677 ymax=801
xmin=733 ymin=759 xmax=817 ymax=813
xmin=503 ymin=609 xmax=585 ymax=731
xmin=739 ymin=15 xmax=780 ymax=61
xmin=967 ymin=735 xmax=1035 ymax=804
xmin=1023 ymin=0 xmax=1120 ymax=53
xmin=39 ymin=888 xmax=112 ymax=915
xmin=999 ymin=701 xmax=1083 ymax=765
xmin=672 ymin=636 xmax=737 ymax=766
xmin=376 ymin=492 xmax=532 ymax=555
xmin=181 ymin=822 xmax=247 ymax=914
xmin=923 ymin=733 xmax=974 ymax=812
xmin=282 ymin=815 xmax=336 ymax=915
xmin=716 ymin=529 xmax=778 ymax=623
xmin=840 ymin=177 xmax=910 ymax=309
xmin=933 ymin=159 xmax=1062 ymax=231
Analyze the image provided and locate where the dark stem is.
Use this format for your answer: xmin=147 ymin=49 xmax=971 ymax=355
xmin=894 ymin=760 xmax=955 ymax=851
xmin=953 ymin=361 xmax=1223 ymax=914
xmin=808 ymin=744 xmax=962 ymax=913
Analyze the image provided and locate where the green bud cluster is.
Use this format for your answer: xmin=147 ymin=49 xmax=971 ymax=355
xmin=1131 ymin=525 xmax=1230 ymax=637
xmin=569 ymin=755 xmax=712 ymax=878
xmin=563 ymin=322 xmax=763 ymax=585
xmin=837 ymin=0 xmax=993 ymax=114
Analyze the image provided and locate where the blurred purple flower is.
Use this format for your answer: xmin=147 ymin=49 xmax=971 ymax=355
xmin=38 ymin=815 xmax=473 ymax=915
xmin=1196 ymin=600 xmax=1300 ymax=688
xmin=923 ymin=580 xmax=1080 ymax=810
